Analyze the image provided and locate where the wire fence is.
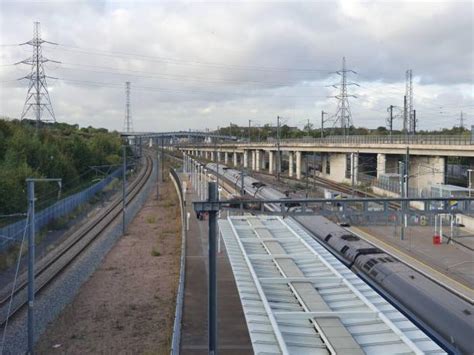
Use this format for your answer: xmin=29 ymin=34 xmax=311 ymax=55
xmin=0 ymin=167 xmax=123 ymax=252
xmin=371 ymin=176 xmax=420 ymax=197
xmin=179 ymin=134 xmax=472 ymax=147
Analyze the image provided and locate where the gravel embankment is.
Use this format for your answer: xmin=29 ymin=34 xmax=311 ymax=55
xmin=1 ymin=158 xmax=158 ymax=354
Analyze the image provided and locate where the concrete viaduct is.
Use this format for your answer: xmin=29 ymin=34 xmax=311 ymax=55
xmin=121 ymin=131 xmax=237 ymax=143
xmin=178 ymin=134 xmax=474 ymax=196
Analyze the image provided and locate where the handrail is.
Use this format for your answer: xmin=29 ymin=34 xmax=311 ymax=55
xmin=169 ymin=168 xmax=187 ymax=355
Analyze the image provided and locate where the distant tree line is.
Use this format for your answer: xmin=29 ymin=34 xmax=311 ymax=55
xmin=217 ymin=123 xmax=469 ymax=141
xmin=0 ymin=118 xmax=123 ymax=218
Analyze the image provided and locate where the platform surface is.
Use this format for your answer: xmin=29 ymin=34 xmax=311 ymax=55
xmin=180 ymin=189 xmax=252 ymax=354
xmin=350 ymin=225 xmax=474 ymax=302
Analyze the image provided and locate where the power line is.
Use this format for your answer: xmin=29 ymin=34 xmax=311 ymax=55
xmin=50 ymin=61 xmax=330 ymax=87
xmin=422 ymin=103 xmax=474 ymax=109
xmin=44 ymin=43 xmax=335 ymax=73
xmin=53 ymin=77 xmax=331 ymax=99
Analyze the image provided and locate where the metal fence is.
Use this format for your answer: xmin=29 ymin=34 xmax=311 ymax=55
xmin=0 ymin=168 xmax=123 ymax=252
xmin=371 ymin=176 xmax=421 ymax=197
xmin=446 ymin=164 xmax=469 ymax=179
xmin=278 ymin=134 xmax=471 ymax=145
xmin=169 ymin=167 xmax=186 ymax=355
xmin=179 ymin=134 xmax=471 ymax=147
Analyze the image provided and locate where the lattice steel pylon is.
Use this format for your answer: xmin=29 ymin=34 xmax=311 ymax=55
xmin=331 ymin=57 xmax=358 ymax=136
xmin=123 ymin=81 xmax=133 ymax=132
xmin=405 ymin=69 xmax=415 ymax=134
xmin=18 ymin=22 xmax=59 ymax=128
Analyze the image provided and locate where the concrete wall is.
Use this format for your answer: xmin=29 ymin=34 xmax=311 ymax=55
xmin=386 ymin=155 xmax=400 ymax=173
xmin=288 ymin=152 xmax=294 ymax=177
xmin=377 ymin=153 xmax=386 ymax=178
xmin=321 ymin=153 xmax=328 ymax=174
xmin=321 ymin=153 xmax=347 ymax=183
xmin=268 ymin=151 xmax=275 ymax=174
xmin=409 ymin=156 xmax=446 ymax=194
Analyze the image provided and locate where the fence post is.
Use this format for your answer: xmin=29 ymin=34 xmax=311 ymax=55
xmin=27 ymin=180 xmax=35 ymax=355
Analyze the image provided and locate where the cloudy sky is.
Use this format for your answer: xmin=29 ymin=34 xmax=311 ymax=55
xmin=0 ymin=0 xmax=472 ymax=132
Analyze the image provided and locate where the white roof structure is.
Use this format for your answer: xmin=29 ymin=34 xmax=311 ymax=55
xmin=219 ymin=215 xmax=446 ymax=355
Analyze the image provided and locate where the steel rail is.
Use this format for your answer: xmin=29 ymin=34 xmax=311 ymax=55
xmin=0 ymin=154 xmax=154 ymax=326
xmin=181 ymin=153 xmax=401 ymax=210
xmin=254 ymin=169 xmax=402 ymax=210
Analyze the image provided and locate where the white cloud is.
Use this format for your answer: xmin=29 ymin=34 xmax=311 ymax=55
xmin=0 ymin=0 xmax=472 ymax=132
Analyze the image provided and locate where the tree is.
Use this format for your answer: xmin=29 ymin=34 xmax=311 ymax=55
xmin=0 ymin=118 xmax=122 ymax=217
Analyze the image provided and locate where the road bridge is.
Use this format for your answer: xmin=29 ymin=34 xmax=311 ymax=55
xmin=178 ymin=134 xmax=473 ymax=198
xmin=121 ymin=131 xmax=237 ymax=144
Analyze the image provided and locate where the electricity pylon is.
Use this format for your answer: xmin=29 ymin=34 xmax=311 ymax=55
xmin=331 ymin=57 xmax=359 ymax=136
xmin=123 ymin=81 xmax=133 ymax=132
xmin=405 ymin=69 xmax=416 ymax=134
xmin=18 ymin=22 xmax=59 ymax=129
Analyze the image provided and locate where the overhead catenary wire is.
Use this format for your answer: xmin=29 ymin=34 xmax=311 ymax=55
xmin=31 ymin=162 xmax=128 ymax=211
xmin=0 ymin=211 xmax=29 ymax=355
xmin=0 ymin=213 xmax=27 ymax=219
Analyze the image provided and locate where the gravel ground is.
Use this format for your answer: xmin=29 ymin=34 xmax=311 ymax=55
xmin=0 ymin=158 xmax=158 ymax=354
xmin=35 ymin=162 xmax=180 ymax=354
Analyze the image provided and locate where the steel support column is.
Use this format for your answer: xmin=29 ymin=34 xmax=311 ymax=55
xmin=208 ymin=182 xmax=218 ymax=354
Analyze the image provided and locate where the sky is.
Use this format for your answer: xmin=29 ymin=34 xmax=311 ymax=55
xmin=0 ymin=0 xmax=473 ymax=132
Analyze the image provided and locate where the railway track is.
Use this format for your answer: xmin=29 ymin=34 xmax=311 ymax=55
xmin=255 ymin=169 xmax=372 ymax=197
xmin=0 ymin=154 xmax=154 ymax=327
xmin=252 ymin=169 xmax=404 ymax=210
xmin=175 ymin=153 xmax=392 ymax=205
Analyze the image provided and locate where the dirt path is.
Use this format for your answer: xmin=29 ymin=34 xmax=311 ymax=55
xmin=36 ymin=170 xmax=181 ymax=354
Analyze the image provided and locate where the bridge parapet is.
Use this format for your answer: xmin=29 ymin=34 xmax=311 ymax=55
xmin=180 ymin=134 xmax=470 ymax=146
xmin=178 ymin=134 xmax=474 ymax=157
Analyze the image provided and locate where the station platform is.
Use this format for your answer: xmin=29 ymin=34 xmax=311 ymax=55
xmin=180 ymin=188 xmax=252 ymax=354
xmin=349 ymin=225 xmax=474 ymax=302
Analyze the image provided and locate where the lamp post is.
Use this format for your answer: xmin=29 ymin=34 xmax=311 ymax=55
xmin=248 ymin=119 xmax=252 ymax=142
xmin=321 ymin=110 xmax=328 ymax=139
xmin=208 ymin=182 xmax=218 ymax=354
xmin=468 ymin=169 xmax=473 ymax=198
xmin=122 ymin=146 xmax=127 ymax=233
xmin=276 ymin=116 xmax=281 ymax=182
